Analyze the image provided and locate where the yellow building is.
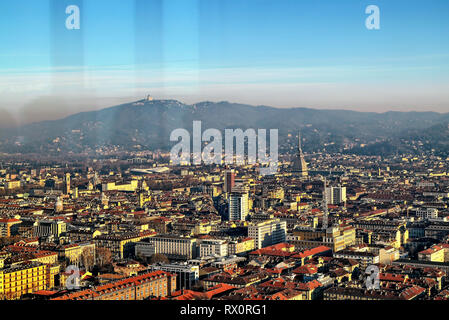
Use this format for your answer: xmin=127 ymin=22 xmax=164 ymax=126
xmin=228 ymin=238 xmax=255 ymax=255
xmin=0 ymin=262 xmax=50 ymax=300
xmin=59 ymin=243 xmax=96 ymax=265
xmin=418 ymin=245 xmax=445 ymax=262
xmin=46 ymin=264 xmax=60 ymax=289
xmin=31 ymin=251 xmax=59 ymax=265
xmin=102 ymin=180 xmax=138 ymax=192
xmin=194 ymin=222 xmax=212 ymax=235
xmin=292 ymin=225 xmax=356 ymax=252
xmin=5 ymin=181 xmax=21 ymax=190
xmin=267 ymin=188 xmax=285 ymax=200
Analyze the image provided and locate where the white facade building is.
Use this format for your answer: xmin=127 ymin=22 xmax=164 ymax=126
xmin=416 ymin=207 xmax=439 ymax=219
xmin=325 ymin=186 xmax=347 ymax=205
xmin=248 ymin=219 xmax=287 ymax=249
xmin=228 ymin=191 xmax=249 ymax=221
xmin=199 ymin=239 xmax=228 ymax=258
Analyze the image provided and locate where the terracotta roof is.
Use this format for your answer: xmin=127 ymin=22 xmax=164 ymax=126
xmin=292 ymin=264 xmax=319 ymax=275
xmin=292 ymin=246 xmax=331 ymax=259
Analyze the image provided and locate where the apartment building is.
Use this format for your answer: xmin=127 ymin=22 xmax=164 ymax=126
xmin=0 ymin=262 xmax=59 ymax=300
xmin=291 ymin=225 xmax=356 ymax=252
xmin=227 ymin=238 xmax=255 ymax=255
xmin=33 ymin=220 xmax=67 ymax=239
xmin=248 ymin=219 xmax=287 ymax=249
xmin=52 ymin=270 xmax=177 ymax=300
xmin=0 ymin=218 xmax=21 ymax=237
xmin=136 ymin=235 xmax=198 ymax=260
xmin=199 ymin=239 xmax=228 ymax=258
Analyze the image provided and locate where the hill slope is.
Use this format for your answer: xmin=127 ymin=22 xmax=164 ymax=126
xmin=0 ymin=99 xmax=448 ymax=156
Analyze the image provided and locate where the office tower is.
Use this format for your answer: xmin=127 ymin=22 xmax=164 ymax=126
xmin=228 ymin=190 xmax=249 ymax=221
xmin=291 ymin=133 xmax=308 ymax=177
xmin=325 ymin=185 xmax=347 ymax=205
xmin=224 ymin=170 xmax=235 ymax=193
xmin=248 ymin=219 xmax=287 ymax=249
xmin=63 ymin=173 xmax=71 ymax=195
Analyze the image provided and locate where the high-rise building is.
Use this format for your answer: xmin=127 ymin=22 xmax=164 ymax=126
xmin=228 ymin=190 xmax=249 ymax=221
xmin=248 ymin=219 xmax=287 ymax=249
xmin=325 ymin=186 xmax=347 ymax=205
xmin=63 ymin=173 xmax=71 ymax=195
xmin=224 ymin=170 xmax=235 ymax=193
xmin=291 ymin=133 xmax=308 ymax=177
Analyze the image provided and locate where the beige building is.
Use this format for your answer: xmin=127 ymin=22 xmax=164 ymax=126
xmin=136 ymin=235 xmax=198 ymax=260
xmin=291 ymin=225 xmax=356 ymax=252
xmin=94 ymin=231 xmax=155 ymax=259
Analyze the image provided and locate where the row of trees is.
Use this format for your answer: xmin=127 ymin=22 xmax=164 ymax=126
xmin=70 ymin=246 xmax=113 ymax=272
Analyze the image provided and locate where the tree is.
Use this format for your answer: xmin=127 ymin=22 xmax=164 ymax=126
xmin=0 ymin=235 xmax=22 ymax=248
xmin=96 ymin=247 xmax=112 ymax=267
xmin=81 ymin=247 xmax=95 ymax=271
xmin=135 ymin=251 xmax=148 ymax=265
xmin=149 ymin=253 xmax=169 ymax=265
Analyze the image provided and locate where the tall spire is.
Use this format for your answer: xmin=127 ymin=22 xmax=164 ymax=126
xmin=291 ymin=131 xmax=308 ymax=177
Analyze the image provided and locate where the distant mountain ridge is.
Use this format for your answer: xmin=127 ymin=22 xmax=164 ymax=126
xmin=0 ymin=99 xmax=448 ymax=156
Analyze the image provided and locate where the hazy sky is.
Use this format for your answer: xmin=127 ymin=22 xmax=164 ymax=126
xmin=1 ymin=0 xmax=449 ymax=126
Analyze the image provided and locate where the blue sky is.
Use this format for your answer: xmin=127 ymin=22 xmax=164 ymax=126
xmin=1 ymin=0 xmax=449 ymax=124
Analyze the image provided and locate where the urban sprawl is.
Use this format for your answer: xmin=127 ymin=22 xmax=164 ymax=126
xmin=1 ymin=136 xmax=449 ymax=301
